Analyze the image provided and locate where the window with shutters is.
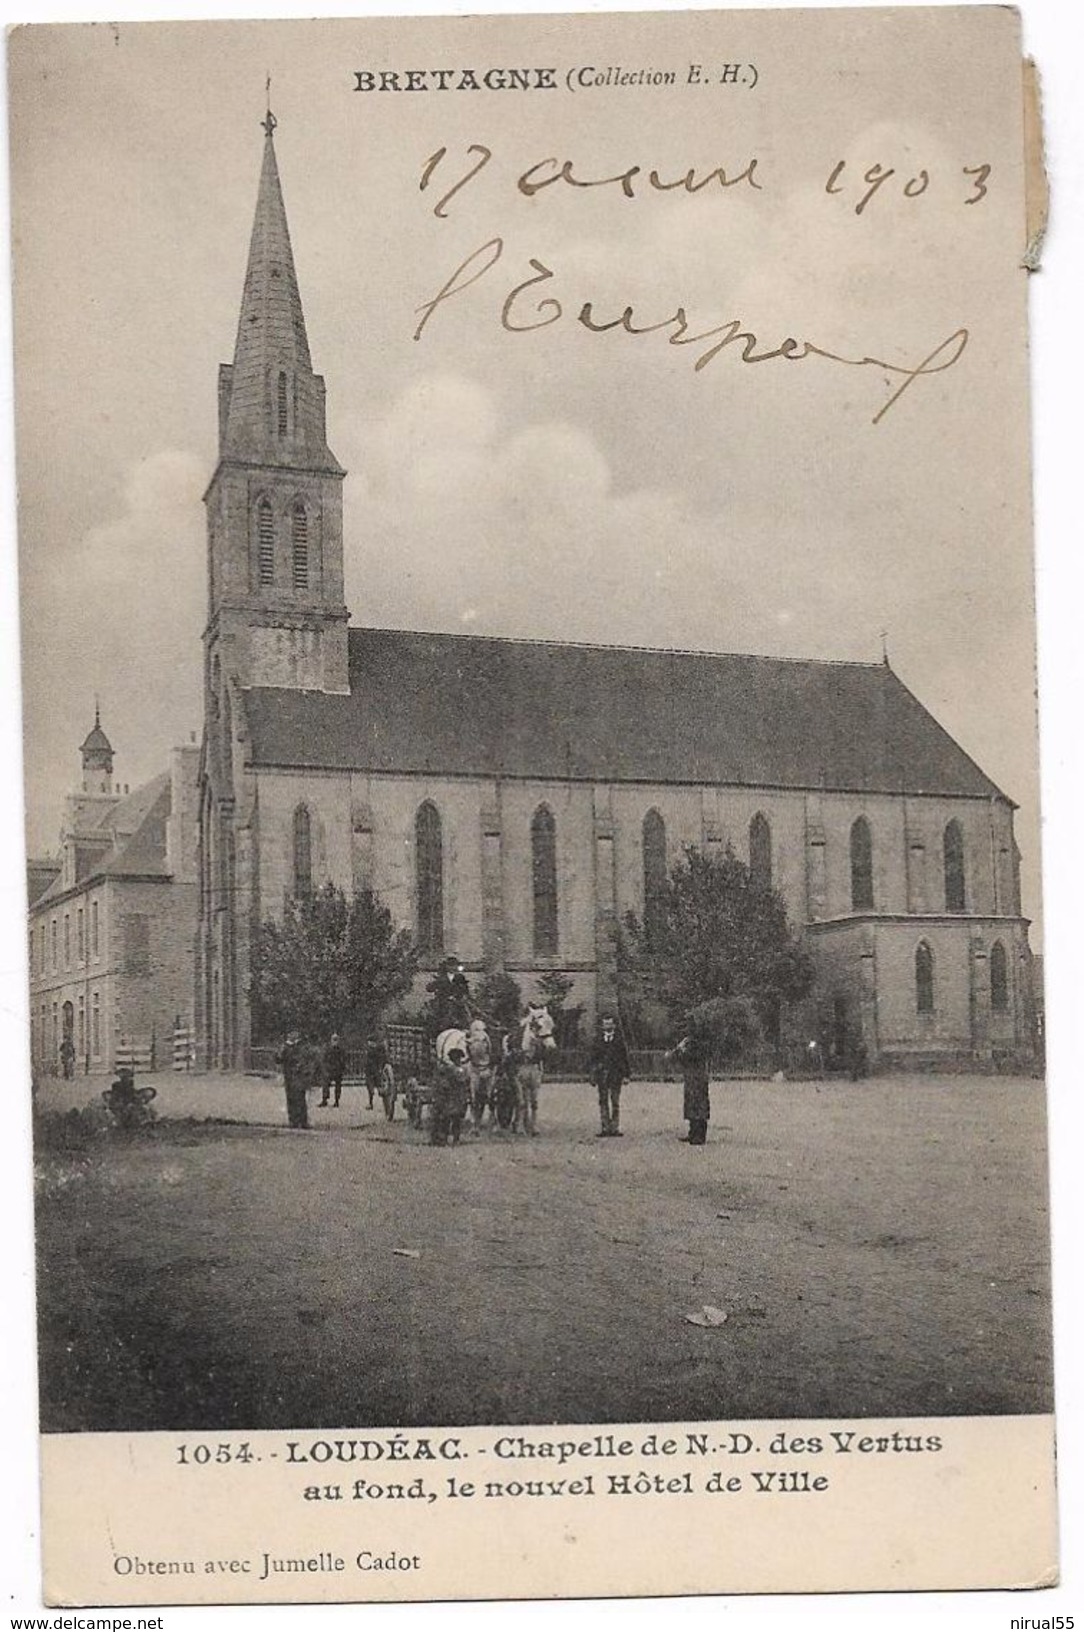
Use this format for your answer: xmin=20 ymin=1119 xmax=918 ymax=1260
xmin=292 ymin=502 xmax=309 ymax=590
xmin=257 ymin=498 xmax=274 ymax=586
xmin=293 ymin=805 xmax=313 ymax=900
xmin=277 ymin=370 xmax=288 ymax=436
xmin=123 ymin=914 xmax=151 ymax=978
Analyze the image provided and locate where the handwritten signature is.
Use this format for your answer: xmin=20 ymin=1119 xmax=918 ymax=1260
xmin=413 ymin=237 xmax=969 ymax=426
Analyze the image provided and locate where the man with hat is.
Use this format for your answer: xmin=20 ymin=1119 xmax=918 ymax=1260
xmin=588 ymin=1011 xmax=631 ymax=1137
xmin=276 ymin=1031 xmax=310 ymax=1129
xmin=427 ymin=955 xmax=473 ymax=1037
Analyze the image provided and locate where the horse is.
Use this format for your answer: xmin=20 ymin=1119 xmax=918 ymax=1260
xmin=503 ymin=1004 xmax=557 ymax=1136
xmin=465 ymin=1018 xmax=495 ymax=1133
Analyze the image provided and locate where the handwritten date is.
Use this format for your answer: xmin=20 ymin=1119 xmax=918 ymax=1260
xmin=421 ymin=145 xmax=991 ymax=218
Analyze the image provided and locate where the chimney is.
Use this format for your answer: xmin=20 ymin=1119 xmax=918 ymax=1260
xmin=167 ymin=742 xmax=201 ymax=883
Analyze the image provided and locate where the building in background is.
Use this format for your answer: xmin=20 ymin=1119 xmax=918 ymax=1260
xmin=28 ymin=713 xmax=200 ymax=1076
xmin=196 ymin=118 xmax=1038 ymax=1074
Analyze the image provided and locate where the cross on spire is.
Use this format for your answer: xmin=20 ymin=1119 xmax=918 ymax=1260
xmin=261 ymin=74 xmax=276 ymax=137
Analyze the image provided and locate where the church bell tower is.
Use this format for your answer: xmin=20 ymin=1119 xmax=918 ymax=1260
xmin=203 ymin=110 xmax=348 ymax=702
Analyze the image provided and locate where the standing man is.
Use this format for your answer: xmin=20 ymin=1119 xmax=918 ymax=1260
xmin=322 ymin=1032 xmax=346 ymax=1108
xmin=671 ymin=1022 xmax=712 ymax=1146
xmin=364 ymin=1031 xmax=388 ymax=1111
xmin=588 ymin=1012 xmax=631 ymax=1137
xmin=276 ymin=1031 xmax=310 ymax=1130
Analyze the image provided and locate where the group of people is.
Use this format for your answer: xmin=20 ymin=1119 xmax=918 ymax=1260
xmin=277 ymin=1003 xmax=716 ymax=1147
xmin=587 ymin=1011 xmax=713 ymax=1145
xmin=428 ymin=1007 xmax=556 ymax=1145
xmin=275 ymin=1030 xmax=390 ymax=1130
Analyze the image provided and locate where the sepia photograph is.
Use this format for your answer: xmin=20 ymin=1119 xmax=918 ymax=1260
xmin=2 ymin=1 xmax=1075 ymax=1607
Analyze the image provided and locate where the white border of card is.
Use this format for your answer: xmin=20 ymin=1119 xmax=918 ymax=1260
xmin=3 ymin=2 xmax=1082 ymax=1626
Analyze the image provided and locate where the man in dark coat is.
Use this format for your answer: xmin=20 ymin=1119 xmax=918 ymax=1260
xmin=276 ymin=1032 xmax=310 ymax=1129
xmin=588 ymin=1013 xmax=631 ymax=1137
xmin=427 ymin=956 xmax=472 ymax=1037
xmin=322 ymin=1032 xmax=347 ymax=1107
xmin=671 ymin=1026 xmax=712 ymax=1145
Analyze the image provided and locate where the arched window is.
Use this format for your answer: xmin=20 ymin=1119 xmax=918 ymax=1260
xmin=850 ymin=817 xmax=874 ymax=911
xmin=257 ymin=499 xmax=274 ymax=586
xmin=990 ymin=940 xmax=1009 ymax=1012
xmin=291 ymin=502 xmax=309 ymax=590
xmin=749 ymin=811 xmax=772 ymax=891
xmin=915 ymin=941 xmax=935 ymax=1014
xmin=944 ymin=819 xmax=966 ymax=912
xmin=531 ymin=804 xmax=558 ymax=956
xmin=293 ymin=805 xmax=312 ymax=899
xmin=642 ymin=809 xmax=667 ymax=947
xmin=416 ymin=802 xmax=443 ymax=957
xmin=277 ymin=370 xmax=288 ymax=437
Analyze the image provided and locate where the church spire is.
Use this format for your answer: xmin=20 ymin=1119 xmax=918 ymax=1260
xmin=217 ymin=110 xmax=341 ymax=471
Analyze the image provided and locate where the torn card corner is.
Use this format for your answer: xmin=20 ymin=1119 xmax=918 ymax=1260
xmin=1022 ymin=55 xmax=1048 ymax=272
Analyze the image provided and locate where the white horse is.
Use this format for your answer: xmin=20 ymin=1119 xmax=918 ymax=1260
xmin=465 ymin=1018 xmax=495 ymax=1132
xmin=504 ymin=1004 xmax=557 ymax=1136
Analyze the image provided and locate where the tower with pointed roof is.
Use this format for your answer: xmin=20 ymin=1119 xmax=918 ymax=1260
xmin=80 ymin=705 xmax=114 ymax=796
xmin=198 ymin=110 xmax=350 ymax=1069
xmin=203 ymin=109 xmax=348 ymax=706
xmin=192 ymin=112 xmax=1037 ymax=1076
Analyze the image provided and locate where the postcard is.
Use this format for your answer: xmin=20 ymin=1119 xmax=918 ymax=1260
xmin=5 ymin=4 xmax=1058 ymax=1605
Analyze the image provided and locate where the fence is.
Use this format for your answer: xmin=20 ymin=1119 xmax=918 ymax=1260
xmin=172 ymin=1023 xmax=196 ymax=1072
xmin=114 ymin=1038 xmax=155 ymax=1072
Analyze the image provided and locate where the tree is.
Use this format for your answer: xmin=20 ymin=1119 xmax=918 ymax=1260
xmin=615 ymin=916 xmax=672 ymax=1047
xmin=622 ymin=845 xmax=814 ymax=1048
xmin=475 ymin=970 xmax=523 ymax=1031
xmin=251 ymin=883 xmax=417 ymax=1043
xmin=534 ymin=969 xmax=583 ymax=1048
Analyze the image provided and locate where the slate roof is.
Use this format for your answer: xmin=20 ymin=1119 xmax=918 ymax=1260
xmin=99 ymin=778 xmax=172 ymax=879
xmin=84 ymin=773 xmax=170 ymax=843
xmin=33 ymin=773 xmax=173 ymax=907
xmin=80 ymin=723 xmax=113 ymax=756
xmin=27 ymin=858 xmax=61 ymax=907
xmin=217 ymin=122 xmax=341 ymax=473
xmin=241 ymin=628 xmax=1009 ymax=803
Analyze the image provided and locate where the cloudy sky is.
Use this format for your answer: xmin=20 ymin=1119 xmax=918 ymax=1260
xmin=7 ymin=9 xmax=1043 ymax=929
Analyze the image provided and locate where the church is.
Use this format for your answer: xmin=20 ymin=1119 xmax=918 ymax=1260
xmin=195 ymin=117 xmax=1037 ymax=1074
